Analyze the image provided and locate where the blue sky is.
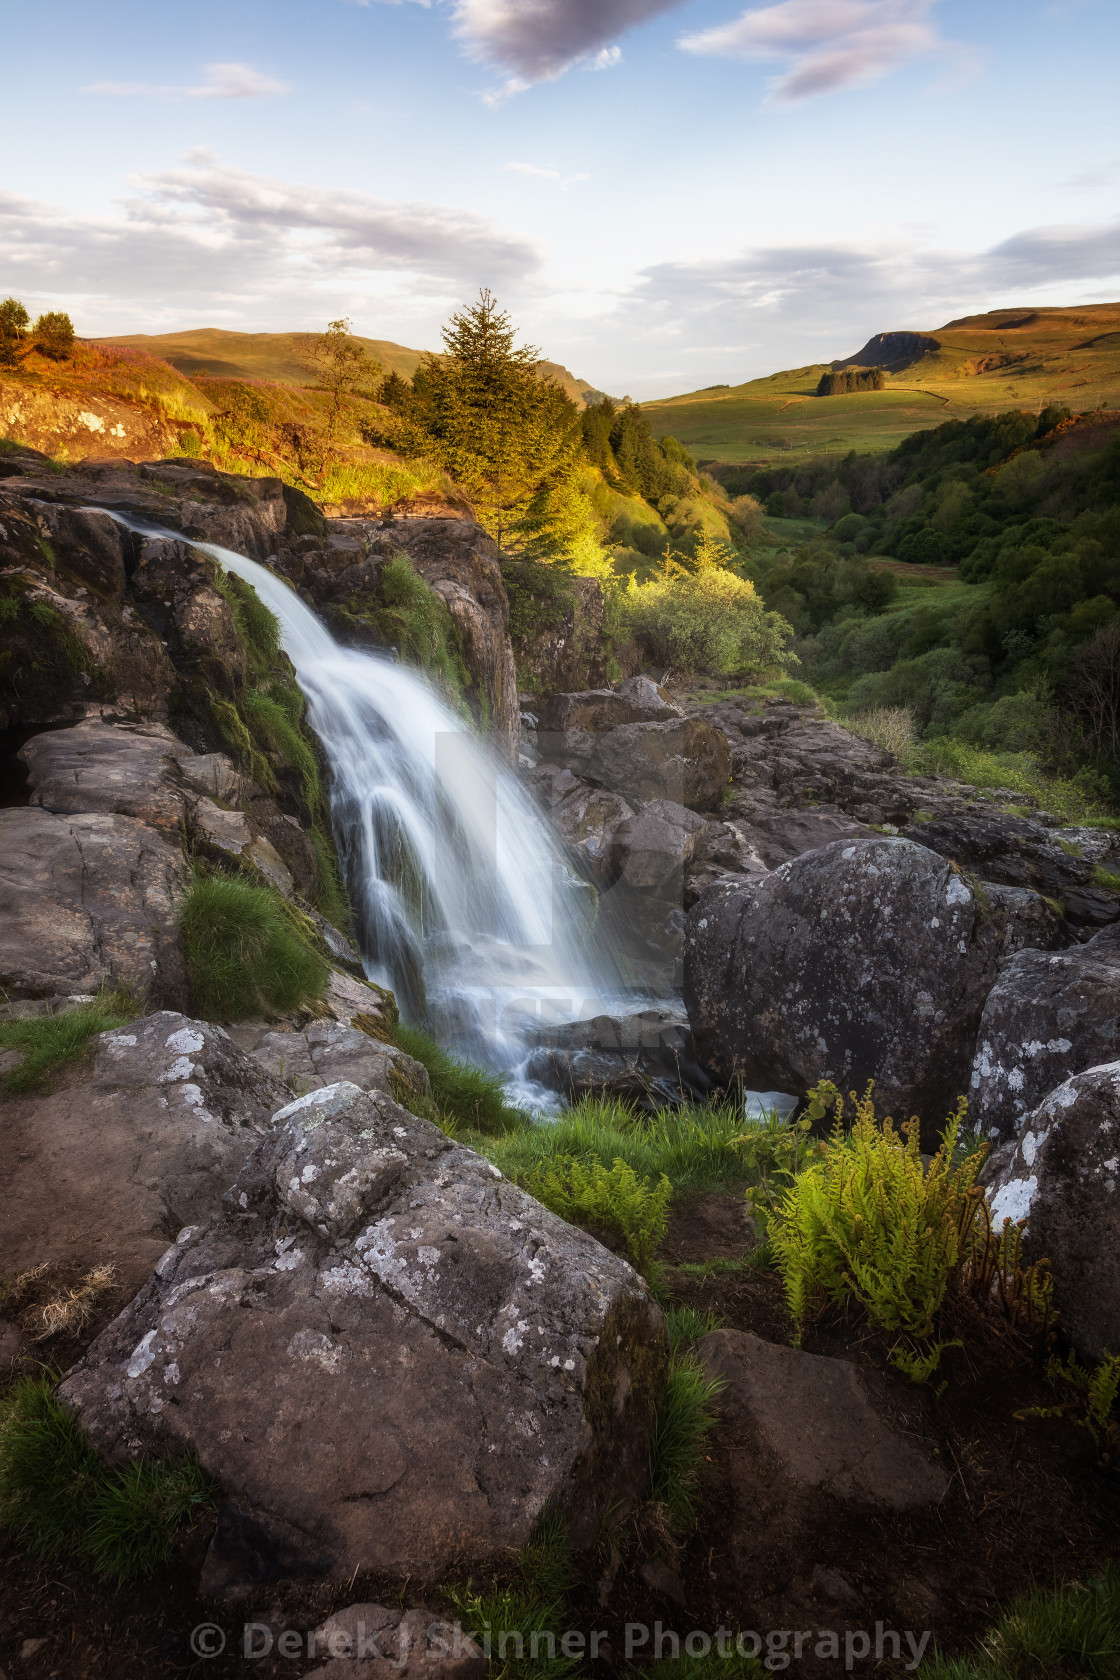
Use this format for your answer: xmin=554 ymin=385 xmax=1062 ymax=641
xmin=4 ymin=0 xmax=1120 ymax=396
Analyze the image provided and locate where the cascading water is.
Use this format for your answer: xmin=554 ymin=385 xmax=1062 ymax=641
xmin=103 ymin=515 xmax=621 ymax=1095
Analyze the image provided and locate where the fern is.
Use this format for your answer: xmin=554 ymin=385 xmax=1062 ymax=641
xmin=1016 ymin=1350 xmax=1120 ymax=1464
xmin=524 ymin=1156 xmax=671 ymax=1276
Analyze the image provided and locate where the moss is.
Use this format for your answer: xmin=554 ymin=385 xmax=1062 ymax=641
xmin=337 ymin=555 xmax=471 ymax=712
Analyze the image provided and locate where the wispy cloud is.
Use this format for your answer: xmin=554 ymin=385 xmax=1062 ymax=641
xmin=451 ymin=0 xmax=681 ymax=89
xmin=503 ymin=162 xmax=590 ymax=189
xmin=679 ymin=0 xmax=947 ymax=101
xmin=87 ymin=62 xmax=291 ymax=100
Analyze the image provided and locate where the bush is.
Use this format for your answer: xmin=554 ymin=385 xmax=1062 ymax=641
xmin=845 ymin=704 xmax=917 ymax=760
xmin=523 ymin=1156 xmax=671 ymax=1274
xmin=178 ymin=875 xmax=327 ymax=1020
xmin=0 ymin=991 xmax=137 ymax=1094
xmin=919 ymin=1567 xmax=1120 ymax=1680
xmin=34 ymin=311 xmax=75 ymax=361
xmin=0 ymin=1375 xmax=216 ymax=1582
xmin=392 ymin=1022 xmax=526 ymax=1134
xmin=623 ymin=566 xmax=795 ymax=677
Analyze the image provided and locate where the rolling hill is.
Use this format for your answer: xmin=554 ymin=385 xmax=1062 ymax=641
xmin=100 ymin=328 xmax=606 ymax=410
xmin=645 ymin=303 xmax=1120 ymax=465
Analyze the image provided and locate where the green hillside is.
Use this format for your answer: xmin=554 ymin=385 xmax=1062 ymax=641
xmin=100 ymin=328 xmax=602 ymax=410
xmin=646 ymin=303 xmax=1120 ymax=465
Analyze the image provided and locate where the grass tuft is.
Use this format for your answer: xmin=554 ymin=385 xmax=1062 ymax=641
xmin=0 ymin=991 xmax=138 ymax=1095
xmin=178 ymin=874 xmax=327 ymax=1020
xmin=392 ymin=1022 xmax=527 ymax=1135
xmin=0 ymin=1375 xmax=217 ymax=1583
xmin=648 ymin=1342 xmax=724 ymax=1534
xmin=919 ymin=1566 xmax=1120 ymax=1679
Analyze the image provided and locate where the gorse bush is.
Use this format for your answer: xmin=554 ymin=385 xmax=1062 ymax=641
xmin=0 ymin=1376 xmax=217 ymax=1583
xmin=623 ymin=565 xmax=795 ymax=678
xmin=392 ymin=1022 xmax=525 ymax=1135
xmin=0 ymin=991 xmax=137 ymax=1094
xmin=178 ymin=875 xmax=327 ymax=1020
xmin=523 ymin=1156 xmax=671 ymax=1274
xmin=919 ymin=1567 xmax=1120 ymax=1680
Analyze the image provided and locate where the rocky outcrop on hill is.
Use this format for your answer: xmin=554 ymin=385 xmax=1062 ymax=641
xmin=969 ymin=928 xmax=1120 ymax=1139
xmin=61 ymin=1080 xmax=666 ymax=1592
xmin=985 ymin=1061 xmax=1120 ymax=1359
xmin=902 ymin=811 xmax=1119 ymax=929
xmin=0 ymin=1012 xmax=288 ymax=1294
xmin=684 ymin=836 xmax=1066 ymax=1134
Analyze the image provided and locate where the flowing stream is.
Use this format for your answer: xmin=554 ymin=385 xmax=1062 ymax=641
xmin=104 ymin=516 xmax=621 ymax=1096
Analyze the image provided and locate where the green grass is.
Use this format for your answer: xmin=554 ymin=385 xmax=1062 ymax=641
xmin=0 ymin=991 xmax=138 ymax=1094
xmin=317 ymin=459 xmax=444 ymax=508
xmin=649 ymin=1311 xmax=725 ymax=1534
xmin=919 ymin=1567 xmax=1120 ymax=1679
xmin=471 ymin=1095 xmax=755 ymax=1200
xmin=177 ymin=874 xmax=327 ymax=1020
xmin=444 ymin=1512 xmax=578 ymax=1680
xmin=392 ymin=1023 xmax=527 ymax=1135
xmin=905 ymin=738 xmax=1115 ymax=826
xmin=0 ymin=1375 xmax=217 ymax=1583
xmin=637 ymin=1655 xmax=765 ymax=1679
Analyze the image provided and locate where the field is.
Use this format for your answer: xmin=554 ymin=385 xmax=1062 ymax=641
xmin=646 ymin=302 xmax=1120 ymax=464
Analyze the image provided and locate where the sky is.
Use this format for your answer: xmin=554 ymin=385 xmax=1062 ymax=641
xmin=4 ymin=0 xmax=1120 ymax=398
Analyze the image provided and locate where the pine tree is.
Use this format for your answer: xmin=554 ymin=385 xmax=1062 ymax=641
xmin=412 ymin=290 xmax=584 ymax=553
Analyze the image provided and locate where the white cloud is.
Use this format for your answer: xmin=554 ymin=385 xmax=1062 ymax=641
xmin=503 ymin=162 xmax=559 ymax=179
xmin=679 ymin=0 xmax=946 ymax=101
xmin=451 ymin=0 xmax=681 ymax=83
xmin=0 ymin=154 xmax=540 ymax=334
xmin=87 ymin=62 xmax=291 ymax=100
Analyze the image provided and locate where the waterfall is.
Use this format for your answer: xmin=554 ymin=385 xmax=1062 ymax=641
xmin=101 ymin=516 xmax=619 ymax=1093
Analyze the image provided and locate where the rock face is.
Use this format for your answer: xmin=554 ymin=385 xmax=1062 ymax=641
xmin=969 ymin=929 xmax=1120 ymax=1138
xmin=246 ymin=1019 xmax=430 ymax=1105
xmin=685 ymin=837 xmax=1065 ymax=1132
xmin=526 ymin=1004 xmax=705 ymax=1108
xmin=61 ymin=1081 xmax=666 ymax=1591
xmin=513 ymin=575 xmax=612 ymax=697
xmin=903 ymin=811 xmax=1119 ymax=928
xmin=0 ymin=1013 xmax=288 ymax=1294
xmin=539 ymin=680 xmax=684 ymax=735
xmin=543 ymin=715 xmax=731 ymax=812
xmin=985 ymin=1062 xmax=1120 ymax=1359
xmin=307 ymin=1604 xmax=486 ymax=1679
xmin=0 ymin=806 xmax=189 ymax=1004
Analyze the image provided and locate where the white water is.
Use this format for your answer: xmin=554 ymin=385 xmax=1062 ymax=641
xmin=103 ymin=516 xmax=620 ymax=1091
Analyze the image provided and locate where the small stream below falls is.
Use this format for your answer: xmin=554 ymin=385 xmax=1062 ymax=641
xmin=104 ymin=517 xmax=630 ymax=1100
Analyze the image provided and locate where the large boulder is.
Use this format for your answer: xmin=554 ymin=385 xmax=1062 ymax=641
xmin=526 ymin=1004 xmax=705 ymax=1108
xmin=986 ymin=1062 xmax=1120 ymax=1359
xmin=246 ymin=1019 xmax=430 ymax=1104
xmin=543 ymin=715 xmax=730 ymax=812
xmin=60 ymin=1081 xmax=666 ymax=1592
xmin=522 ymin=763 xmax=635 ymax=888
xmin=685 ymin=837 xmax=1066 ymax=1133
xmin=0 ymin=806 xmax=188 ymax=1004
xmin=969 ymin=928 xmax=1120 ymax=1139
xmin=538 ymin=680 xmax=683 ymax=735
xmin=0 ymin=1012 xmax=289 ymax=1295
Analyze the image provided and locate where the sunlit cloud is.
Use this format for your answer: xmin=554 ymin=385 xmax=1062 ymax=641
xmin=86 ymin=62 xmax=291 ymax=100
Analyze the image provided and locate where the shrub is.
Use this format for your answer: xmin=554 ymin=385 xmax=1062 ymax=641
xmin=392 ymin=1022 xmax=526 ymax=1134
xmin=623 ymin=566 xmax=796 ymax=677
xmin=178 ymin=875 xmax=327 ymax=1020
xmin=919 ymin=1567 xmax=1120 ymax=1680
xmin=0 ymin=991 xmax=137 ymax=1094
xmin=0 ymin=1375 xmax=216 ymax=1583
xmin=845 ymin=704 xmax=917 ymax=760
xmin=906 ymin=738 xmax=1115 ymax=826
xmin=523 ymin=1156 xmax=671 ymax=1274
xmin=34 ymin=311 xmax=75 ymax=361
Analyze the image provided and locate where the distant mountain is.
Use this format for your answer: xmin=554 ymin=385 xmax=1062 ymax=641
xmin=645 ymin=303 xmax=1120 ymax=465
xmin=100 ymin=328 xmax=605 ymax=409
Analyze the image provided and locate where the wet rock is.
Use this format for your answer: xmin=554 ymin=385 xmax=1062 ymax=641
xmin=969 ymin=929 xmax=1120 ymax=1139
xmin=685 ymin=837 xmax=1062 ymax=1135
xmin=130 ymin=535 xmax=248 ymax=697
xmin=551 ymin=780 xmax=635 ymax=887
xmin=985 ymin=1061 xmax=1120 ymax=1359
xmin=526 ymin=1004 xmax=704 ymax=1107
xmin=613 ymin=799 xmax=708 ymax=895
xmin=60 ymin=1082 xmax=666 ymax=1592
xmin=0 ymin=806 xmax=188 ymax=1004
xmin=513 ymin=575 xmax=611 ymax=697
xmin=0 ymin=1012 xmax=288 ymax=1295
